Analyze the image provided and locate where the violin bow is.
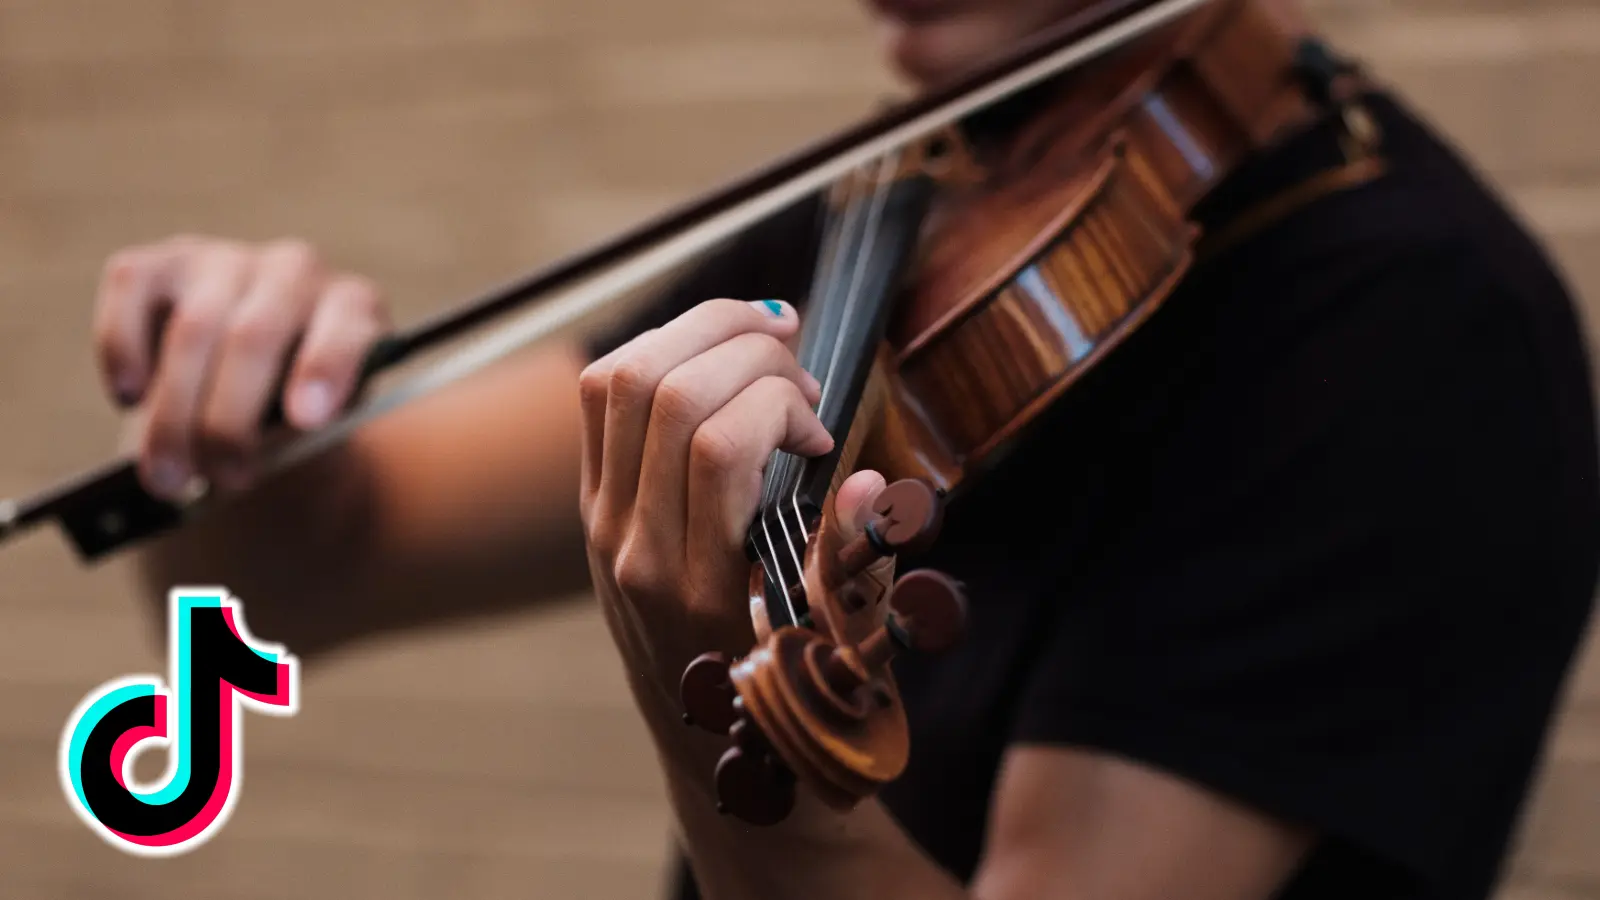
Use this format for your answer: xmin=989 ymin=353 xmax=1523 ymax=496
xmin=0 ymin=0 xmax=1215 ymax=562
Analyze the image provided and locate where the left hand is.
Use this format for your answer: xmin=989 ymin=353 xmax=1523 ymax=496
xmin=577 ymin=299 xmax=1320 ymax=900
xmin=577 ymin=297 xmax=886 ymax=707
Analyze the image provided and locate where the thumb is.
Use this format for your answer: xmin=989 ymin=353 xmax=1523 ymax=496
xmin=833 ymin=469 xmax=888 ymax=544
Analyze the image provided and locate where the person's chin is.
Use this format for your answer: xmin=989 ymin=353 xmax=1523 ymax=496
xmin=876 ymin=18 xmax=992 ymax=90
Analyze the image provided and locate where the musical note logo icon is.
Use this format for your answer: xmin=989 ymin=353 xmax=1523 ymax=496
xmin=58 ymin=587 xmax=299 ymax=856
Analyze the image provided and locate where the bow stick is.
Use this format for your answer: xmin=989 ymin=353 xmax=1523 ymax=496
xmin=0 ymin=0 xmax=1215 ymax=561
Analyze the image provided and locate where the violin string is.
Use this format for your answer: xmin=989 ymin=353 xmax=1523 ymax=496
xmin=751 ymin=163 xmax=865 ymax=618
xmin=763 ymin=181 xmax=860 ymax=517
xmin=763 ymin=190 xmax=847 ymax=512
xmin=773 ymin=149 xmax=902 ymax=615
xmin=754 ymin=150 xmax=897 ymax=627
xmin=763 ymin=166 xmax=866 ymax=514
xmin=814 ymin=153 xmax=901 ymax=416
xmin=761 ymin=161 xmax=878 ymax=622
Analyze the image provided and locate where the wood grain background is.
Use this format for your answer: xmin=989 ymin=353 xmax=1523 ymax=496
xmin=0 ymin=1 xmax=1595 ymax=898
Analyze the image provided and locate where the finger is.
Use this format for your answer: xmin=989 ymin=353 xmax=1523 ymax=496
xmin=599 ymin=298 xmax=799 ymax=521
xmin=283 ymin=273 xmax=389 ymax=431
xmin=683 ymin=375 xmax=833 ymax=605
xmin=578 ymin=330 xmax=652 ymax=512
xmin=193 ymin=240 xmax=323 ymax=490
xmin=830 ymin=469 xmax=896 ymax=607
xmin=578 ymin=356 xmax=612 ymax=518
xmin=137 ymin=246 xmax=256 ymax=499
xmin=832 ymin=469 xmax=888 ymax=544
xmin=91 ymin=240 xmax=193 ymax=407
xmin=636 ymin=331 xmax=822 ymax=561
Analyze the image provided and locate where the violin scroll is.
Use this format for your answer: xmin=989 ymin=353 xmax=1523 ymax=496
xmin=679 ymin=478 xmax=968 ymax=826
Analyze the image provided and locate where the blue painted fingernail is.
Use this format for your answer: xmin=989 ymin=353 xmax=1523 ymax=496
xmin=113 ymin=374 xmax=142 ymax=407
xmin=756 ymin=299 xmax=785 ymax=317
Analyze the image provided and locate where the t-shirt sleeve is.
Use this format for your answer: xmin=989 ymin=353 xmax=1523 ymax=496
xmin=583 ymin=193 xmax=825 ymax=361
xmin=1011 ymin=239 xmax=1600 ymax=893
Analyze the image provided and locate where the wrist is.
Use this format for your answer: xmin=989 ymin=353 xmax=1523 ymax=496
xmin=628 ymin=662 xmax=963 ymax=900
xmin=632 ymin=673 xmax=855 ymax=840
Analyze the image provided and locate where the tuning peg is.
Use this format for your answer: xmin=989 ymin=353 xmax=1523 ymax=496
xmin=820 ymin=569 xmax=968 ymax=698
xmin=832 ymin=479 xmax=945 ymax=587
xmin=679 ymin=652 xmax=739 ymax=735
xmin=712 ymin=717 xmax=798 ymax=825
xmin=881 ymin=568 xmax=968 ymax=656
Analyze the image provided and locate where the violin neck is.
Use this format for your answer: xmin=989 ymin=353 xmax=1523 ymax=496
xmin=745 ymin=167 xmax=936 ymax=630
xmin=797 ymin=173 xmax=937 ymax=503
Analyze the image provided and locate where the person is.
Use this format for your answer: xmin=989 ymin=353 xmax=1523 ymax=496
xmin=88 ymin=0 xmax=1599 ymax=898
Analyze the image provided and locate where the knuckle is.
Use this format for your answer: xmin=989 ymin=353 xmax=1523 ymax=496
xmin=332 ymin=274 xmax=385 ymax=318
xmin=608 ymin=355 xmax=661 ymax=401
xmin=140 ymin=408 xmax=188 ymax=459
xmin=262 ymin=237 xmax=322 ymax=277
xmin=155 ymin=234 xmax=222 ymax=268
xmin=588 ymin=527 xmax=621 ymax=567
xmin=222 ymin=311 xmax=287 ymax=358
xmin=752 ymin=373 xmax=802 ymax=406
xmin=612 ymin=564 xmax=651 ymax=599
xmin=165 ymin=233 xmax=208 ymax=249
xmin=730 ymin=330 xmax=791 ymax=365
xmin=703 ymin=296 xmax=759 ymax=326
xmin=100 ymin=247 xmax=149 ymax=285
xmin=753 ymin=331 xmax=791 ymax=357
xmin=196 ymin=415 xmax=256 ymax=461
xmin=166 ymin=304 xmax=226 ymax=353
xmin=700 ymin=296 xmax=745 ymax=314
xmin=178 ymin=242 xmax=251 ymax=289
xmin=726 ymin=328 xmax=780 ymax=355
xmin=690 ymin=424 xmax=743 ymax=472
xmin=578 ymin=362 xmax=613 ymax=408
xmin=611 ymin=544 xmax=660 ymax=598
xmin=584 ymin=509 xmax=617 ymax=551
xmin=763 ymin=376 xmax=818 ymax=423
xmin=651 ymin=373 xmax=704 ymax=428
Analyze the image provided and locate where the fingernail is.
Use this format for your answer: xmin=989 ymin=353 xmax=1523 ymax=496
xmin=148 ymin=457 xmax=190 ymax=498
xmin=113 ymin=375 xmax=142 ymax=408
xmin=292 ymin=380 xmax=333 ymax=426
xmin=753 ymin=299 xmax=788 ymax=318
xmin=801 ymin=369 xmax=822 ymax=395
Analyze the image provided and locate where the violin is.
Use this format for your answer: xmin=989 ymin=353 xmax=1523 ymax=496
xmin=0 ymin=0 xmax=1381 ymax=825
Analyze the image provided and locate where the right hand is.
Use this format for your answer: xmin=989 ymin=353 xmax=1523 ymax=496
xmin=93 ymin=235 xmax=391 ymax=501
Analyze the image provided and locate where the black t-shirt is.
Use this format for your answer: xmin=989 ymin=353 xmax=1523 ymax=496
xmin=586 ymin=89 xmax=1600 ymax=900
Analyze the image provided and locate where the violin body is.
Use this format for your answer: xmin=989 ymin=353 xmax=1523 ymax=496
xmin=680 ymin=0 xmax=1380 ymax=825
xmin=872 ymin=0 xmax=1349 ymax=494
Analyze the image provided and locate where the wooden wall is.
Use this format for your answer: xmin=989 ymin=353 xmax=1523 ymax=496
xmin=0 ymin=1 xmax=1594 ymax=897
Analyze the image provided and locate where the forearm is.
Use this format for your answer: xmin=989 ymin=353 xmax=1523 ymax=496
xmin=633 ymin=686 xmax=968 ymax=900
xmin=133 ymin=341 xmax=594 ymax=660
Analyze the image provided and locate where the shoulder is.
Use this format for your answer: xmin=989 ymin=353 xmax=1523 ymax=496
xmin=958 ymin=99 xmax=1600 ymax=894
xmin=1077 ymin=108 xmax=1600 ymax=564
xmin=1175 ymin=93 xmax=1593 ymax=428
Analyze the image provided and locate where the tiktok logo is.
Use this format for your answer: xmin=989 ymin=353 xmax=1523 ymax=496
xmin=58 ymin=587 xmax=299 ymax=856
